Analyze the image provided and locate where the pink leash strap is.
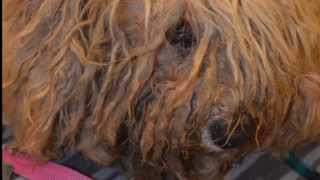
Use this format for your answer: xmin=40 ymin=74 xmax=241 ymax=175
xmin=2 ymin=148 xmax=92 ymax=180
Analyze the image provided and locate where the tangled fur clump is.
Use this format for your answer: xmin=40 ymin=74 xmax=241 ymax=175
xmin=3 ymin=0 xmax=320 ymax=179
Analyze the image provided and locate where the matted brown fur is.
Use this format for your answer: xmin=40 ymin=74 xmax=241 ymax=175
xmin=3 ymin=0 xmax=320 ymax=179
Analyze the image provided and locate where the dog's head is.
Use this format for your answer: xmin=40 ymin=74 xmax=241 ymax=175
xmin=3 ymin=0 xmax=320 ymax=179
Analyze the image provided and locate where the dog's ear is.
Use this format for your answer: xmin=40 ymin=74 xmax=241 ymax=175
xmin=285 ymin=73 xmax=320 ymax=147
xmin=298 ymin=73 xmax=320 ymax=137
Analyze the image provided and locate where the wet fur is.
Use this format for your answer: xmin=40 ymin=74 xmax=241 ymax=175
xmin=3 ymin=0 xmax=320 ymax=179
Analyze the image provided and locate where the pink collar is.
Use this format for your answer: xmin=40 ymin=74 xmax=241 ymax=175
xmin=2 ymin=148 xmax=92 ymax=180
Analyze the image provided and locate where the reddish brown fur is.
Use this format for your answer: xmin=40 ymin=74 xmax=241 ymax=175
xmin=3 ymin=0 xmax=320 ymax=179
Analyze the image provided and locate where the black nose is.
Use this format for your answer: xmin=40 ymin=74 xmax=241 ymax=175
xmin=208 ymin=115 xmax=255 ymax=149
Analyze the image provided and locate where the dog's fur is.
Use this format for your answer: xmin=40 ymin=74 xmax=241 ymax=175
xmin=3 ymin=0 xmax=320 ymax=179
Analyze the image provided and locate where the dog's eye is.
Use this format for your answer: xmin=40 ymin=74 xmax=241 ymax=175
xmin=207 ymin=113 xmax=255 ymax=149
xmin=208 ymin=118 xmax=230 ymax=147
xmin=165 ymin=20 xmax=196 ymax=50
xmin=207 ymin=118 xmax=240 ymax=149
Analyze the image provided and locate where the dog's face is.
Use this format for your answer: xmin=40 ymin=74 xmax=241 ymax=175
xmin=3 ymin=0 xmax=320 ymax=179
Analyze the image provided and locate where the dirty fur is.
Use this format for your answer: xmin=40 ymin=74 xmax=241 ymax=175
xmin=3 ymin=0 xmax=320 ymax=179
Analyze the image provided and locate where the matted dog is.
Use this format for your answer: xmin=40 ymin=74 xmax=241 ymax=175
xmin=3 ymin=0 xmax=320 ymax=179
